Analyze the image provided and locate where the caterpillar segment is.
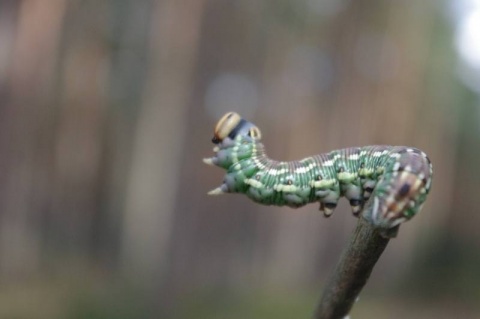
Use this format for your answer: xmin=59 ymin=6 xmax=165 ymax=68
xmin=204 ymin=112 xmax=433 ymax=230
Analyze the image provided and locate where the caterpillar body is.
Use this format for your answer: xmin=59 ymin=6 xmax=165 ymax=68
xmin=204 ymin=112 xmax=433 ymax=230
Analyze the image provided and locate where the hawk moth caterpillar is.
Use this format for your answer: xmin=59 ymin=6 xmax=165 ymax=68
xmin=203 ymin=112 xmax=433 ymax=230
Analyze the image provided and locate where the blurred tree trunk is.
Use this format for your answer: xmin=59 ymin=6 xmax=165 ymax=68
xmin=0 ymin=0 xmax=66 ymax=277
xmin=95 ymin=0 xmax=154 ymax=267
xmin=121 ymin=0 xmax=207 ymax=281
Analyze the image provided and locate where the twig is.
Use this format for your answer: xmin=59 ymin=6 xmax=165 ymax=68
xmin=313 ymin=217 xmax=395 ymax=319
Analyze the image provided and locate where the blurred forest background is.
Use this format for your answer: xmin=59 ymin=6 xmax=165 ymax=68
xmin=0 ymin=0 xmax=480 ymax=318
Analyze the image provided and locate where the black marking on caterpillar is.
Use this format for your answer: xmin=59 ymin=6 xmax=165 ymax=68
xmin=204 ymin=112 xmax=433 ymax=231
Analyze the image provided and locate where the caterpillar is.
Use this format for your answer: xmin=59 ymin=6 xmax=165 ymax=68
xmin=203 ymin=112 xmax=433 ymax=231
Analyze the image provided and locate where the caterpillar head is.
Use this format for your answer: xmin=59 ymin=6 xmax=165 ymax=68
xmin=203 ymin=112 xmax=262 ymax=195
xmin=211 ymin=112 xmax=261 ymax=145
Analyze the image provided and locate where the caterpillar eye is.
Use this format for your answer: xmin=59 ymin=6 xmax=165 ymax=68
xmin=212 ymin=136 xmax=221 ymax=144
xmin=248 ymin=127 xmax=262 ymax=140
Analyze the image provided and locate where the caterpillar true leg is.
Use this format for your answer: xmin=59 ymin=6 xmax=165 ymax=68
xmin=204 ymin=112 xmax=432 ymax=230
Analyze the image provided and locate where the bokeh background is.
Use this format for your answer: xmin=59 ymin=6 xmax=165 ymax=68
xmin=0 ymin=0 xmax=480 ymax=318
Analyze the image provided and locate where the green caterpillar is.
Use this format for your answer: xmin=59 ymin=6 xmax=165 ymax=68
xmin=203 ymin=112 xmax=433 ymax=230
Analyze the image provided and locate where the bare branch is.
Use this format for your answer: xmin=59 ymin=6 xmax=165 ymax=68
xmin=313 ymin=217 xmax=393 ymax=319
